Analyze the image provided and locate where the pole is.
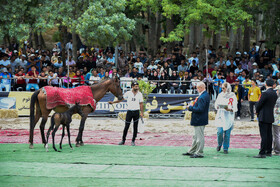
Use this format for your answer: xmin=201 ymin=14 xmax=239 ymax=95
xmin=206 ymin=49 xmax=208 ymax=92
xmin=67 ymin=49 xmax=70 ymax=88
xmin=115 ymin=45 xmax=118 ymax=69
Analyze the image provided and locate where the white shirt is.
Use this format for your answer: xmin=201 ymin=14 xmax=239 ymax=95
xmin=147 ymin=65 xmax=157 ymax=70
xmin=89 ymin=76 xmax=100 ymax=84
xmin=0 ymin=60 xmax=10 ymax=66
xmin=226 ymin=60 xmax=236 ymax=66
xmin=66 ymin=60 xmax=76 ymax=66
xmin=48 ymin=73 xmax=59 ymax=85
xmin=17 ymin=60 xmax=28 ymax=70
xmin=134 ymin=62 xmax=144 ymax=74
xmin=188 ymin=57 xmax=199 ymax=66
xmin=124 ymin=90 xmax=143 ymax=111
xmin=234 ymin=68 xmax=243 ymax=75
xmin=66 ymin=42 xmax=73 ymax=50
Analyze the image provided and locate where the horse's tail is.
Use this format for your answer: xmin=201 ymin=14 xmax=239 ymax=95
xmin=29 ymin=90 xmax=40 ymax=145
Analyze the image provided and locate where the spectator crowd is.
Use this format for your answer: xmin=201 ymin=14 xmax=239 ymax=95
xmin=0 ymin=40 xmax=279 ymax=120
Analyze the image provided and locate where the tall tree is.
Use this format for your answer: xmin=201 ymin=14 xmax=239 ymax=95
xmin=43 ymin=0 xmax=135 ymax=60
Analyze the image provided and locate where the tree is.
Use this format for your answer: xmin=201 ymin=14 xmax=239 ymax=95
xmin=0 ymin=0 xmax=49 ymax=47
xmin=42 ymin=0 xmax=135 ymax=60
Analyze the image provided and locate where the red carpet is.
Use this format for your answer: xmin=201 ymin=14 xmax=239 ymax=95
xmin=0 ymin=129 xmax=260 ymax=149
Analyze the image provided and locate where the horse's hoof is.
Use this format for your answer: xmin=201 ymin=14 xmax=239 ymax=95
xmin=29 ymin=144 xmax=34 ymax=149
xmin=80 ymin=142 xmax=84 ymax=146
xmin=76 ymin=143 xmax=80 ymax=147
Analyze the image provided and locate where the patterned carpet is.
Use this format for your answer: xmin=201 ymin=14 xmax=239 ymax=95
xmin=0 ymin=129 xmax=261 ymax=149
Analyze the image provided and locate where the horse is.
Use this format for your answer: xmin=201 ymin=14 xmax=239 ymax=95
xmin=46 ymin=102 xmax=83 ymax=152
xmin=29 ymin=77 xmax=123 ymax=149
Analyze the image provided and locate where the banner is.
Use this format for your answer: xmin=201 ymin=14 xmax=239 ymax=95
xmin=0 ymin=92 xmax=33 ymax=115
xmin=0 ymin=92 xmax=198 ymax=116
xmin=93 ymin=93 xmax=198 ymax=115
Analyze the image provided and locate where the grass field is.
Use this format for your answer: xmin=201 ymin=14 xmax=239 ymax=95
xmin=0 ymin=144 xmax=279 ymax=187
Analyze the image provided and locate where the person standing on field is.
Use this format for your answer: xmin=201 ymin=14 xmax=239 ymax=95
xmin=248 ymin=79 xmax=261 ymax=121
xmin=109 ymin=82 xmax=144 ymax=146
xmin=183 ymin=81 xmax=210 ymax=158
xmin=254 ymin=79 xmax=277 ymax=158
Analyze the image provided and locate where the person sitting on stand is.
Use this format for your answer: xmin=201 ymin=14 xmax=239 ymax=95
xmin=14 ymin=69 xmax=26 ymax=91
xmin=25 ymin=65 xmax=39 ymax=91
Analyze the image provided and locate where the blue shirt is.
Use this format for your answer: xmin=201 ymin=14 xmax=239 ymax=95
xmin=238 ymin=76 xmax=245 ymax=84
xmin=98 ymin=72 xmax=105 ymax=79
xmin=178 ymin=65 xmax=188 ymax=73
xmin=107 ymin=57 xmax=115 ymax=64
xmin=27 ymin=61 xmax=41 ymax=73
xmin=214 ymin=78 xmax=224 ymax=87
xmin=0 ymin=72 xmax=12 ymax=84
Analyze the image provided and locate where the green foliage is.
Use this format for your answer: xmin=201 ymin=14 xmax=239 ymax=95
xmin=52 ymin=31 xmax=62 ymax=42
xmin=137 ymin=80 xmax=156 ymax=101
xmin=42 ymin=0 xmax=135 ymax=47
xmin=77 ymin=0 xmax=135 ymax=46
xmin=0 ymin=0 xmax=135 ymax=47
xmin=0 ymin=0 xmax=52 ymax=43
xmin=132 ymin=0 xmax=254 ymax=42
xmin=257 ymin=0 xmax=280 ymax=48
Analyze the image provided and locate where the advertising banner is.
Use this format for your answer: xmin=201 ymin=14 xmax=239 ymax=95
xmin=0 ymin=92 xmax=198 ymax=116
xmin=93 ymin=93 xmax=198 ymax=115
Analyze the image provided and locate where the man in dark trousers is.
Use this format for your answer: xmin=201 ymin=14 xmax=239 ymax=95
xmin=183 ymin=81 xmax=210 ymax=158
xmin=254 ymin=79 xmax=277 ymax=158
xmin=109 ymin=82 xmax=144 ymax=146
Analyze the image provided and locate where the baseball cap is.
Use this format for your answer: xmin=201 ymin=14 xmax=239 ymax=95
xmin=131 ymin=81 xmax=139 ymax=87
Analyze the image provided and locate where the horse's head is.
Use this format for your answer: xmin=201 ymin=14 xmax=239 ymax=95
xmin=109 ymin=76 xmax=123 ymax=100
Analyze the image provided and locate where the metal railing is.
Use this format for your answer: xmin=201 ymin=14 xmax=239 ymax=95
xmin=0 ymin=76 xmax=262 ymax=93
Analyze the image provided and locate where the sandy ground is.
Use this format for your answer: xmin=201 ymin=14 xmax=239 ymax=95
xmin=0 ymin=117 xmax=259 ymax=136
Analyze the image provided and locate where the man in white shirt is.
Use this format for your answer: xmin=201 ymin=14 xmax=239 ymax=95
xmin=0 ymin=54 xmax=11 ymax=68
xmin=234 ymin=64 xmax=243 ymax=75
xmin=17 ymin=55 xmax=28 ymax=72
xmin=147 ymin=60 xmax=157 ymax=71
xmin=65 ymin=39 xmax=73 ymax=51
xmin=134 ymin=57 xmax=144 ymax=74
xmin=188 ymin=52 xmax=199 ymax=66
xmin=109 ymin=82 xmax=144 ymax=146
xmin=48 ymin=70 xmax=59 ymax=87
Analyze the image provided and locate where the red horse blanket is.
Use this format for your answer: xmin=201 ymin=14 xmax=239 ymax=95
xmin=43 ymin=86 xmax=96 ymax=110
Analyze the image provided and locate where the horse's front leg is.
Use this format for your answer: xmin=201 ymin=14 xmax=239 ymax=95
xmin=59 ymin=125 xmax=66 ymax=150
xmin=66 ymin=124 xmax=72 ymax=149
xmin=52 ymin=125 xmax=60 ymax=152
xmin=76 ymin=114 xmax=88 ymax=147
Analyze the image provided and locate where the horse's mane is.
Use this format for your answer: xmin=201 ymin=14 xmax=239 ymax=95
xmin=90 ymin=78 xmax=111 ymax=90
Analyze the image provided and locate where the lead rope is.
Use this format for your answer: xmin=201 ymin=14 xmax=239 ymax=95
xmin=110 ymin=104 xmax=143 ymax=123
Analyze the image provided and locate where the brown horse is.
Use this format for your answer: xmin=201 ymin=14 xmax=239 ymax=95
xmin=29 ymin=77 xmax=123 ymax=149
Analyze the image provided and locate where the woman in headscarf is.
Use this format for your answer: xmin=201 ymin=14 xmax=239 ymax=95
xmin=272 ymin=85 xmax=280 ymax=155
xmin=214 ymin=82 xmax=238 ymax=154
